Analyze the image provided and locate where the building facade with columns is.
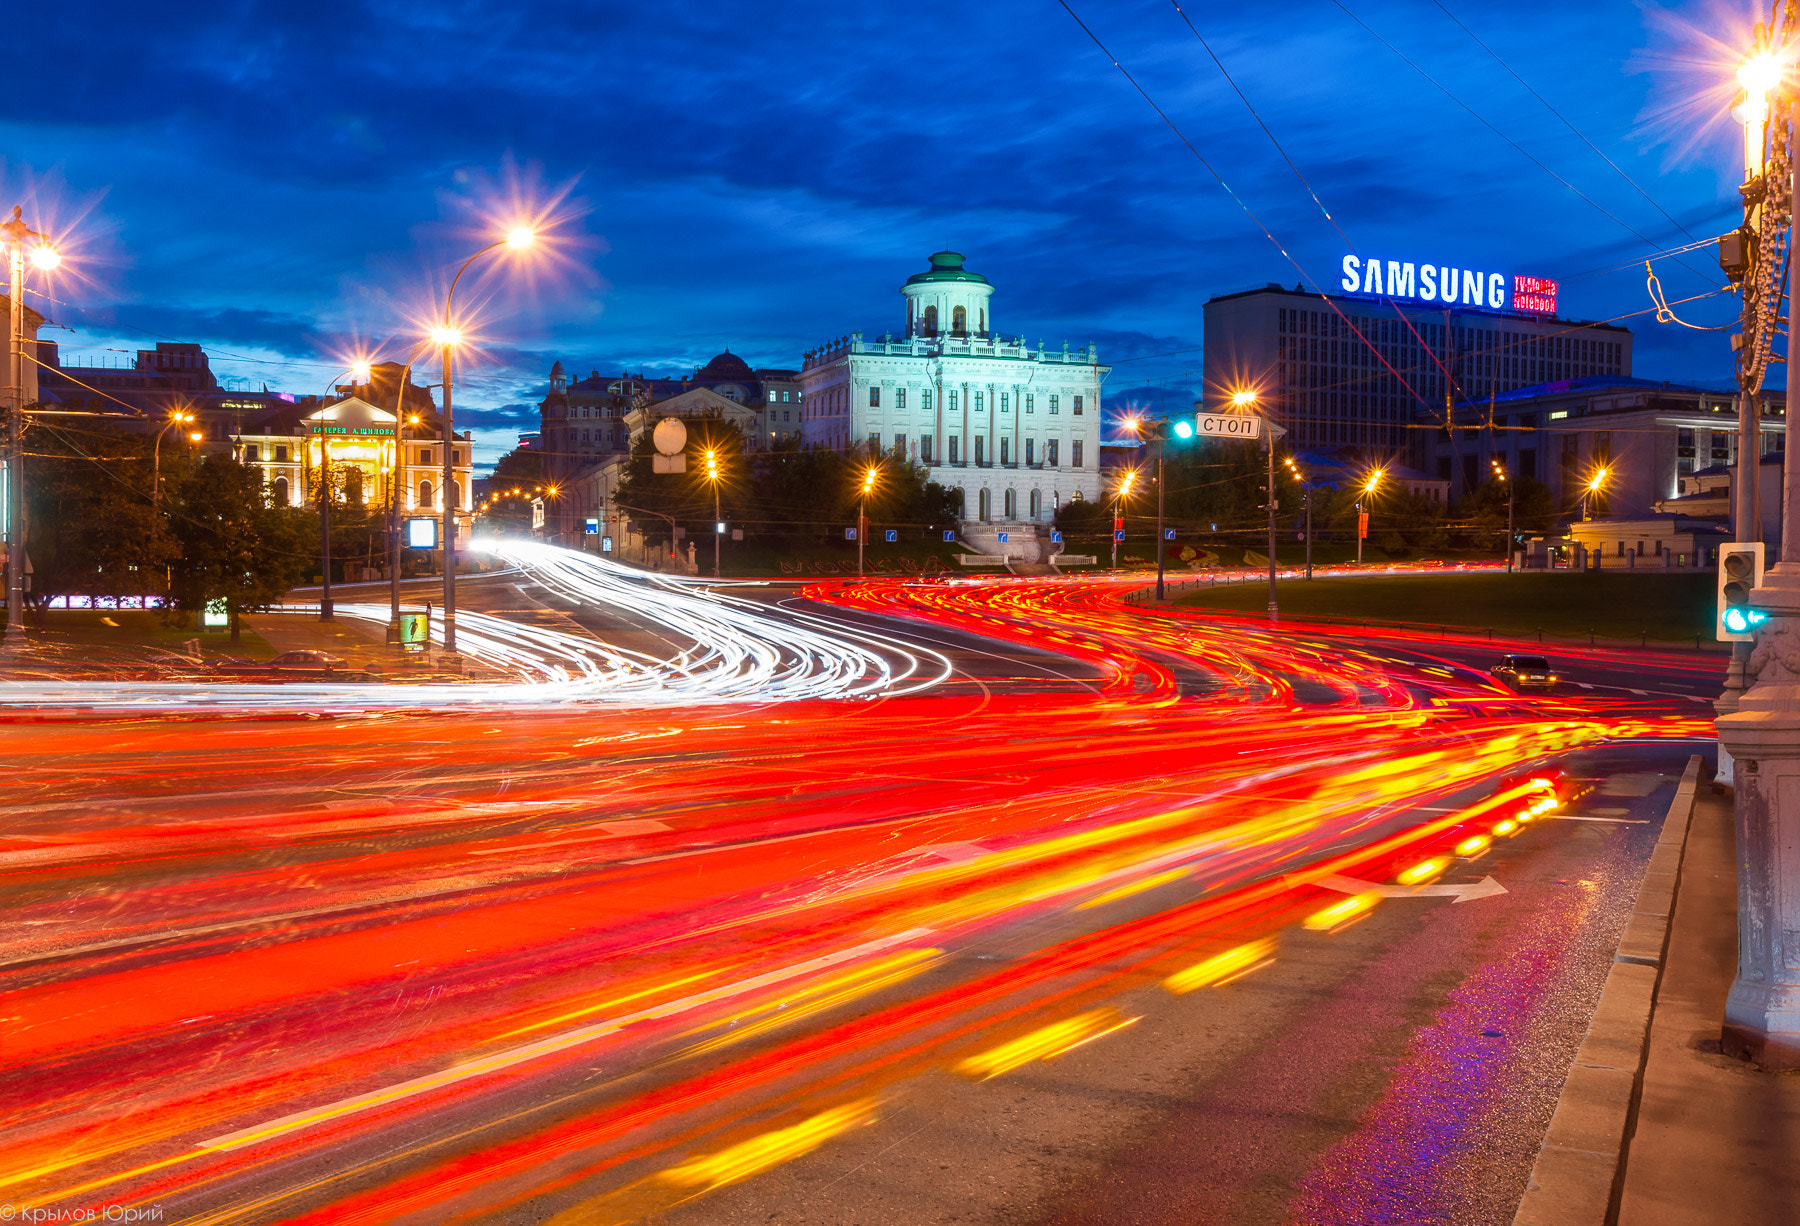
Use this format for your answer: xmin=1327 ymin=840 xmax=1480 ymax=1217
xmin=797 ymin=251 xmax=1107 ymax=524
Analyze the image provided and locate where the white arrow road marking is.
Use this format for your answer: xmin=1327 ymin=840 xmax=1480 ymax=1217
xmin=1315 ymin=873 xmax=1508 ymax=904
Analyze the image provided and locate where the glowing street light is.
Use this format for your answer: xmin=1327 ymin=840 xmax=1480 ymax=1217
xmin=858 ymin=466 xmax=879 ymax=575
xmin=702 ymin=448 xmax=725 ymax=578
xmin=1229 ymin=388 xmax=1258 ymax=410
xmin=506 ymin=226 xmax=536 ymax=250
xmin=152 ymin=410 xmax=195 ymax=512
xmin=1580 ymin=466 xmax=1610 ymax=521
xmin=1112 ymin=469 xmax=1137 ymax=571
xmin=1492 ymin=457 xmax=1516 ymax=572
xmin=1356 ymin=468 xmax=1384 ymax=566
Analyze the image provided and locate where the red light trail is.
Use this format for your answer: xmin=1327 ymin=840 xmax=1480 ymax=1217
xmin=0 ymin=570 xmax=1710 ymax=1223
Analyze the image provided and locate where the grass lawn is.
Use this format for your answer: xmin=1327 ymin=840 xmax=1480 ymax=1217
xmin=8 ymin=609 xmax=276 ymax=660
xmin=1174 ymin=571 xmax=1718 ymax=643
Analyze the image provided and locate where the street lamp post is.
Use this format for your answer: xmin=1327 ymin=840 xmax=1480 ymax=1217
xmin=434 ymin=225 xmax=534 ymax=655
xmin=1492 ymin=457 xmax=1514 ymax=571
xmin=315 ymin=362 xmax=371 ymax=622
xmin=152 ymin=411 xmax=195 ymax=511
xmin=3 ymin=206 xmax=58 ymax=642
xmin=1715 ymin=43 xmax=1800 ymax=1068
xmin=1355 ymin=469 xmax=1383 ymax=566
xmin=1286 ymin=457 xmax=1314 ymax=580
xmin=1113 ymin=470 xmax=1134 ymax=571
xmin=858 ymin=466 xmax=876 ymax=576
xmin=704 ymin=448 xmax=723 ymax=578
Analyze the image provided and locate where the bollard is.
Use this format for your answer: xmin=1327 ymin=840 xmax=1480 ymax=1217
xmin=1537 ymin=627 xmax=1543 ymax=643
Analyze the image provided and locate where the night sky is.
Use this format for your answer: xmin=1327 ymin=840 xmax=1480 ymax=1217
xmin=3 ymin=1 xmax=1761 ymax=469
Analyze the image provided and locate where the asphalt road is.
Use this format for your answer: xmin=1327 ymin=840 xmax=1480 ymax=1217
xmin=0 ymin=566 xmax=1717 ymax=1225
xmin=656 ymin=740 xmax=1693 ymax=1226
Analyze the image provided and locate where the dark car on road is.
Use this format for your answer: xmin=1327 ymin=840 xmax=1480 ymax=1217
xmin=1490 ymin=654 xmax=1556 ymax=691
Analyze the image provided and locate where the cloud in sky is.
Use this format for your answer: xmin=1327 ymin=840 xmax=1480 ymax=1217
xmin=2 ymin=0 xmax=1754 ymax=470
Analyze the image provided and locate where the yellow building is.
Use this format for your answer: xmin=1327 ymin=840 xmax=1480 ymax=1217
xmin=233 ymin=396 xmax=475 ymax=541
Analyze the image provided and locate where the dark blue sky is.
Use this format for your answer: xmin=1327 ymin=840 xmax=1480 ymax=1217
xmin=5 ymin=1 xmax=1758 ymax=468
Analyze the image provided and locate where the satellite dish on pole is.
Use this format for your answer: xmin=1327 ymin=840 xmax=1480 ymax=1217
xmin=653 ymin=418 xmax=688 ymax=456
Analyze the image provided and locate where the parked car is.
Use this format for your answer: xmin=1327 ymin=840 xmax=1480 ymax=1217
xmin=1490 ymin=654 xmax=1556 ymax=690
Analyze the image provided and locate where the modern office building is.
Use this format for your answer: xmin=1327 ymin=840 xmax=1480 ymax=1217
xmin=1202 ymin=277 xmax=1632 ymax=462
xmin=797 ymin=251 xmax=1106 ymax=524
xmin=1431 ymin=374 xmax=1786 ymax=538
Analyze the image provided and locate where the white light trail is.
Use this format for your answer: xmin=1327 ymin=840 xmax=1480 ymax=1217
xmin=0 ymin=542 xmax=950 ymax=713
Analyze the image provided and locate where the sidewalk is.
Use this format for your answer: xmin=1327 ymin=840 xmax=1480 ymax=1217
xmin=1516 ymin=767 xmax=1800 ymax=1224
xmin=1615 ymin=784 xmax=1800 ymax=1223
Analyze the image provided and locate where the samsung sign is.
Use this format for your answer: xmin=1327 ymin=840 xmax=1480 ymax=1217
xmin=1339 ymin=255 xmax=1557 ymax=316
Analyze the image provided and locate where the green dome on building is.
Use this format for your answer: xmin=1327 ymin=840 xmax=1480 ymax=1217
xmin=905 ymin=250 xmax=990 ymax=286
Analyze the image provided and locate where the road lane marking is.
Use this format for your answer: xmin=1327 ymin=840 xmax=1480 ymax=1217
xmin=197 ymin=927 xmax=935 ymax=1153
xmin=1315 ymin=872 xmax=1508 ymax=903
xmin=1552 ymin=815 xmax=1649 ymax=824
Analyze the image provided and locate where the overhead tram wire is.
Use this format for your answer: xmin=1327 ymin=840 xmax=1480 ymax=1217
xmin=1167 ymin=1 xmax=1355 ymax=249
xmin=1330 ymin=0 xmax=1716 ymax=286
xmin=1430 ymin=0 xmax=1702 ymax=245
xmin=1054 ymin=0 xmax=1435 ymax=418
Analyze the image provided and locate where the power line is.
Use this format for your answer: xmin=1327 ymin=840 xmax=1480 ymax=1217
xmin=1331 ymin=0 xmax=1715 ymax=285
xmin=1055 ymin=0 xmax=1435 ymax=415
xmin=1167 ymin=1 xmax=1354 ymax=249
xmin=1430 ymin=0 xmax=1702 ymax=245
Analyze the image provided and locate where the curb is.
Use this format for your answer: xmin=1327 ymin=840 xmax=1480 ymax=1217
xmin=1512 ymin=753 xmax=1703 ymax=1226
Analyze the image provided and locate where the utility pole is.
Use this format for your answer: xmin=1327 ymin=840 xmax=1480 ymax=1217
xmin=1716 ymin=27 xmax=1800 ymax=1069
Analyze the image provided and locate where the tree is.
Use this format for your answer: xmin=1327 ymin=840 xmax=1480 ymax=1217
xmin=18 ymin=423 xmax=173 ymax=622
xmin=165 ymin=454 xmax=313 ymax=641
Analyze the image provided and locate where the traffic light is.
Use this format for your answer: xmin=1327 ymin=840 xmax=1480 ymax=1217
xmin=1134 ymin=417 xmax=1196 ymax=445
xmin=1717 ymin=542 xmax=1767 ymax=640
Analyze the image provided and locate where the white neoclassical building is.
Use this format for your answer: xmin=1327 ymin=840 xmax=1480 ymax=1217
xmin=797 ymin=251 xmax=1107 ymax=526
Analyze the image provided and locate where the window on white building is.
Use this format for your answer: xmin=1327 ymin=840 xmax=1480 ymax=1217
xmin=1029 ymin=489 xmax=1041 ymax=519
xmin=768 ymin=389 xmax=776 ymax=402
xmin=1004 ymin=489 xmax=1016 ymax=518
xmin=274 ymin=476 xmax=290 ymax=504
xmin=1001 ymin=393 xmax=1009 ymax=413
xmin=922 ymin=390 xmax=932 ymax=412
xmin=949 ymin=392 xmax=958 ymax=413
xmin=275 ymin=445 xmax=289 ymax=462
xmin=419 ymin=448 xmax=432 ymax=465
xmin=975 ymin=392 xmax=984 ymax=412
xmin=1073 ymin=395 xmax=1084 ymax=415
xmin=419 ymin=479 xmax=434 ymax=508
xmin=1072 ymin=440 xmax=1084 ymax=467
xmin=975 ymin=437 xmax=985 ymax=465
xmin=869 ymin=386 xmax=880 ymax=408
xmin=1049 ymin=395 xmax=1060 ymax=415
xmin=953 ymin=305 xmax=967 ymax=333
xmin=1047 ymin=440 xmax=1059 ymax=466
xmin=921 ymin=436 xmax=934 ymax=463
xmin=1000 ymin=438 xmax=1010 ymax=465
xmin=1026 ymin=438 xmax=1035 ymax=465
xmin=894 ymin=433 xmax=906 ymax=454
xmin=1026 ymin=394 xmax=1034 ymax=414
xmin=949 ymin=437 xmax=960 ymax=464
xmin=896 ymin=387 xmax=906 ymax=410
